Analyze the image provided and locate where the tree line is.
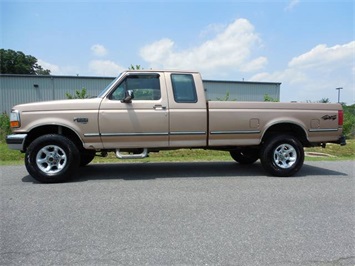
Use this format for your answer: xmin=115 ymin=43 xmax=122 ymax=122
xmin=0 ymin=49 xmax=51 ymax=75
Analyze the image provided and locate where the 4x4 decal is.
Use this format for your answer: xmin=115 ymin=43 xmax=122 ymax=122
xmin=322 ymin=115 xmax=337 ymax=120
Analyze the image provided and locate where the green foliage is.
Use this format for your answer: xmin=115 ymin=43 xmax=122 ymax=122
xmin=343 ymin=104 xmax=355 ymax=138
xmin=305 ymin=140 xmax=355 ymax=160
xmin=128 ymin=64 xmax=143 ymax=70
xmin=216 ymin=91 xmax=237 ymax=101
xmin=264 ymin=94 xmax=279 ymax=102
xmin=66 ymin=88 xmax=90 ymax=99
xmin=307 ymin=98 xmax=330 ymax=103
xmin=133 ymin=89 xmax=154 ymax=100
xmin=319 ymin=98 xmax=330 ymax=103
xmin=0 ymin=49 xmax=51 ymax=75
xmin=0 ymin=113 xmax=11 ymax=142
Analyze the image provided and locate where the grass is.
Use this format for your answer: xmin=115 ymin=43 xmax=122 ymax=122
xmin=0 ymin=142 xmax=25 ymax=165
xmin=1 ymin=139 xmax=354 ymax=165
xmin=304 ymin=140 xmax=355 ymax=161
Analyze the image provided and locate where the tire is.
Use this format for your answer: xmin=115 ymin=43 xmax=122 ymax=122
xmin=260 ymin=134 xmax=304 ymax=177
xmin=79 ymin=150 xmax=96 ymax=167
xmin=25 ymin=134 xmax=80 ymax=183
xmin=230 ymin=148 xmax=259 ymax=164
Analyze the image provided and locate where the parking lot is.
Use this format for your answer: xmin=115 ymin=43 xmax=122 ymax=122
xmin=1 ymin=160 xmax=354 ymax=265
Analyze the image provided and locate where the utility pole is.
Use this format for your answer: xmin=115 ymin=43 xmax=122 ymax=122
xmin=335 ymin=87 xmax=343 ymax=103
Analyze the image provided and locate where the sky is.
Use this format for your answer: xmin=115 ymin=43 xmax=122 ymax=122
xmin=1 ymin=0 xmax=354 ymax=103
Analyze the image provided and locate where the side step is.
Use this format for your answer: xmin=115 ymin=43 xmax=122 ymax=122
xmin=115 ymin=148 xmax=148 ymax=159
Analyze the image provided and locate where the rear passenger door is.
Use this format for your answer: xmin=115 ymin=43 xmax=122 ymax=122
xmin=165 ymin=72 xmax=208 ymax=147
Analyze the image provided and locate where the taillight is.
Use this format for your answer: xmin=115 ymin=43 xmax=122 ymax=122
xmin=338 ymin=110 xmax=344 ymax=126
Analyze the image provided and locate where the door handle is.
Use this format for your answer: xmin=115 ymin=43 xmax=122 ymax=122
xmin=153 ymin=105 xmax=166 ymax=110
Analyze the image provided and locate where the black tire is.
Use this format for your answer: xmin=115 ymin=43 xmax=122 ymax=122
xmin=230 ymin=148 xmax=259 ymax=164
xmin=260 ymin=134 xmax=304 ymax=177
xmin=25 ymin=134 xmax=80 ymax=183
xmin=79 ymin=150 xmax=96 ymax=167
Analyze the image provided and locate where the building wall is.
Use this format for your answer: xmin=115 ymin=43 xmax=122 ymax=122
xmin=204 ymin=80 xmax=280 ymax=101
xmin=1 ymin=75 xmax=281 ymax=113
xmin=1 ymin=75 xmax=114 ymax=113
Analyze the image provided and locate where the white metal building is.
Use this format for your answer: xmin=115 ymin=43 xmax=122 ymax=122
xmin=1 ymin=74 xmax=281 ymax=113
xmin=204 ymin=79 xmax=280 ymax=102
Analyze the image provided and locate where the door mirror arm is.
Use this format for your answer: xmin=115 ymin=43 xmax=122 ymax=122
xmin=121 ymin=90 xmax=134 ymax=103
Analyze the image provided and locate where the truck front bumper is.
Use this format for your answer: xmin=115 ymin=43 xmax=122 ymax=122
xmin=6 ymin=134 xmax=27 ymax=151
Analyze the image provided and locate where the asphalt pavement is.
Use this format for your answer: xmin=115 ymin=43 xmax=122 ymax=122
xmin=1 ymin=160 xmax=354 ymax=266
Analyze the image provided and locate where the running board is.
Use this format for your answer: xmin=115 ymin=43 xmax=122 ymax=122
xmin=115 ymin=148 xmax=148 ymax=159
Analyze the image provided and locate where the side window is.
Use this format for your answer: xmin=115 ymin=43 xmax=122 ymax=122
xmin=171 ymin=74 xmax=197 ymax=103
xmin=110 ymin=74 xmax=161 ymax=101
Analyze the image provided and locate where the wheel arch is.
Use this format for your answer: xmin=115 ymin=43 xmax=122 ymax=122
xmin=261 ymin=122 xmax=310 ymax=147
xmin=24 ymin=125 xmax=84 ymax=152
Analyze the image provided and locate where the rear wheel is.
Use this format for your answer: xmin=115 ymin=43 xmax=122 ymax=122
xmin=25 ymin=134 xmax=80 ymax=183
xmin=230 ymin=148 xmax=259 ymax=164
xmin=260 ymin=134 xmax=304 ymax=177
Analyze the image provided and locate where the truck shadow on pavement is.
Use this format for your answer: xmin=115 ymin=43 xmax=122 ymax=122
xmin=22 ymin=161 xmax=348 ymax=183
xmin=77 ymin=162 xmax=266 ymax=181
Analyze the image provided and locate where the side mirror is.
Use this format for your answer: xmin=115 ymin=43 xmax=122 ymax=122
xmin=121 ymin=90 xmax=134 ymax=103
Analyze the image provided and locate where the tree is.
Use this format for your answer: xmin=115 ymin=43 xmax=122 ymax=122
xmin=343 ymin=104 xmax=355 ymax=138
xmin=264 ymin=94 xmax=279 ymax=102
xmin=128 ymin=64 xmax=143 ymax=70
xmin=307 ymin=98 xmax=330 ymax=103
xmin=319 ymin=98 xmax=330 ymax=103
xmin=0 ymin=49 xmax=51 ymax=75
xmin=216 ymin=91 xmax=237 ymax=101
xmin=65 ymin=88 xmax=90 ymax=99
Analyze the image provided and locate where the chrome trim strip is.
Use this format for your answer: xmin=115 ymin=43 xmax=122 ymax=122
xmin=170 ymin=131 xmax=206 ymax=136
xmin=84 ymin=133 xmax=101 ymax=137
xmin=101 ymin=132 xmax=169 ymax=137
xmin=210 ymin=130 xmax=260 ymax=135
xmin=90 ymin=130 xmax=262 ymax=137
xmin=309 ymin=128 xmax=338 ymax=132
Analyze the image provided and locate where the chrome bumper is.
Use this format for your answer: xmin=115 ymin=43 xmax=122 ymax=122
xmin=6 ymin=134 xmax=27 ymax=151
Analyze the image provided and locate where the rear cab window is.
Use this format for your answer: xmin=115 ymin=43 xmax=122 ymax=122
xmin=171 ymin=74 xmax=197 ymax=103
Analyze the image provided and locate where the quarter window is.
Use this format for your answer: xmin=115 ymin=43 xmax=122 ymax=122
xmin=171 ymin=74 xmax=197 ymax=103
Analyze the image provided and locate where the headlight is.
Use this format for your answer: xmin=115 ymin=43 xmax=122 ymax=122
xmin=10 ymin=110 xmax=21 ymax=128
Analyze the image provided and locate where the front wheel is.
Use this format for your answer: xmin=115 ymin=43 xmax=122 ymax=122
xmin=260 ymin=134 xmax=304 ymax=177
xmin=25 ymin=134 xmax=80 ymax=183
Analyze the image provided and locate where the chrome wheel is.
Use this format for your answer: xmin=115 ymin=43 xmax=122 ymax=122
xmin=36 ymin=145 xmax=67 ymax=174
xmin=273 ymin=143 xmax=297 ymax=169
xmin=26 ymin=134 xmax=80 ymax=183
xmin=260 ymin=134 xmax=304 ymax=177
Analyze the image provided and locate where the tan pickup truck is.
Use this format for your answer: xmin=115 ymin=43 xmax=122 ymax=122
xmin=7 ymin=70 xmax=346 ymax=183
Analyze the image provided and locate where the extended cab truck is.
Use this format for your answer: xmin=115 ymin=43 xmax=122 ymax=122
xmin=7 ymin=70 xmax=346 ymax=183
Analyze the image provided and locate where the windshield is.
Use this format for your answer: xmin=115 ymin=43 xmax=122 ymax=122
xmin=97 ymin=73 xmax=123 ymax=98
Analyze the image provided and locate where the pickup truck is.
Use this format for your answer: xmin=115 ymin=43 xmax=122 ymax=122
xmin=6 ymin=70 xmax=346 ymax=183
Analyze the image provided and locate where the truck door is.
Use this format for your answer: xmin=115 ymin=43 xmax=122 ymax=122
xmin=165 ymin=72 xmax=208 ymax=147
xmin=98 ymin=73 xmax=169 ymax=148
